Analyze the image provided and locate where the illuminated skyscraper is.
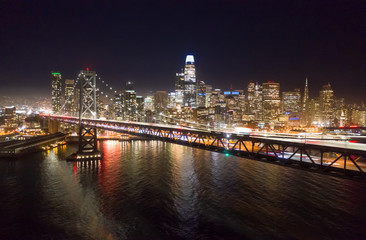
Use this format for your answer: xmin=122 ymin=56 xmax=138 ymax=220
xmin=113 ymin=92 xmax=123 ymax=120
xmin=183 ymin=55 xmax=197 ymax=108
xmin=246 ymin=81 xmax=255 ymax=114
xmin=282 ymin=89 xmax=301 ymax=114
xmin=197 ymin=81 xmax=212 ymax=108
xmin=253 ymin=83 xmax=263 ymax=121
xmin=4 ymin=106 xmax=17 ymax=130
xmin=319 ymin=83 xmax=334 ymax=126
xmin=124 ymin=81 xmax=137 ymax=121
xmin=136 ymin=96 xmax=144 ymax=121
xmin=154 ymin=91 xmax=168 ymax=114
xmin=302 ymin=77 xmax=309 ymax=111
xmin=51 ymin=72 xmax=62 ymax=113
xmin=175 ymin=71 xmax=185 ymax=106
xmin=262 ymin=82 xmax=280 ymax=122
xmin=301 ymin=78 xmax=311 ymax=126
xmin=144 ymin=96 xmax=154 ymax=111
xmin=64 ymin=79 xmax=75 ymax=116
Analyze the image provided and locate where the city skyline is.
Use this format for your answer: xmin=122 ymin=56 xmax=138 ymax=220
xmin=1 ymin=2 xmax=366 ymax=239
xmin=1 ymin=1 xmax=365 ymax=101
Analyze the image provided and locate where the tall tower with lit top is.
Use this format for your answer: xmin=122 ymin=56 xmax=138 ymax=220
xmin=183 ymin=55 xmax=197 ymax=108
xmin=51 ymin=72 xmax=62 ymax=114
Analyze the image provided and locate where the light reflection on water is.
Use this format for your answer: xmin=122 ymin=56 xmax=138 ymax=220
xmin=0 ymin=140 xmax=365 ymax=239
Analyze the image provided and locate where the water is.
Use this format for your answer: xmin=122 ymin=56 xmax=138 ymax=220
xmin=0 ymin=140 xmax=365 ymax=240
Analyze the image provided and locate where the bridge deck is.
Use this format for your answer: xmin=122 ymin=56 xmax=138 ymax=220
xmin=44 ymin=114 xmax=366 ymax=176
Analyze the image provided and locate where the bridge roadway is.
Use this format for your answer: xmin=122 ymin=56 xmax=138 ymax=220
xmin=44 ymin=115 xmax=366 ymax=176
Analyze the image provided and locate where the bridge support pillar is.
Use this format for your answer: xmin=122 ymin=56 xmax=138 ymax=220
xmin=67 ymin=69 xmax=102 ymax=161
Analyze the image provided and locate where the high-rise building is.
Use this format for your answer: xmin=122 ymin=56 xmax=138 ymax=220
xmin=4 ymin=106 xmax=17 ymax=130
xmin=319 ymin=83 xmax=334 ymax=126
xmin=282 ymin=89 xmax=301 ymax=114
xmin=64 ymin=79 xmax=75 ymax=116
xmin=253 ymin=83 xmax=263 ymax=121
xmin=154 ymin=91 xmax=168 ymax=114
xmin=303 ymin=78 xmax=309 ymax=111
xmin=51 ymin=72 xmax=62 ymax=114
xmin=136 ymin=96 xmax=144 ymax=121
xmin=113 ymin=92 xmax=123 ymax=120
xmin=301 ymin=78 xmax=311 ymax=126
xmin=167 ymin=92 xmax=177 ymax=109
xmin=144 ymin=96 xmax=154 ymax=111
xmin=175 ymin=71 xmax=185 ymax=107
xmin=183 ymin=55 xmax=197 ymax=108
xmin=197 ymin=81 xmax=212 ymax=108
xmin=246 ymin=81 xmax=255 ymax=114
xmin=309 ymin=97 xmax=321 ymax=125
xmin=262 ymin=82 xmax=280 ymax=122
xmin=124 ymin=81 xmax=137 ymax=121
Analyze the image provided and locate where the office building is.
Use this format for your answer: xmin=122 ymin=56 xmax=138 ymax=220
xmin=183 ymin=55 xmax=197 ymax=108
xmin=51 ymin=72 xmax=62 ymax=113
xmin=154 ymin=91 xmax=168 ymax=114
xmin=64 ymin=79 xmax=75 ymax=116
xmin=124 ymin=81 xmax=137 ymax=121
xmin=283 ymin=89 xmax=301 ymax=114
xmin=4 ymin=106 xmax=17 ymax=130
xmin=262 ymin=82 xmax=281 ymax=122
xmin=319 ymin=83 xmax=334 ymax=127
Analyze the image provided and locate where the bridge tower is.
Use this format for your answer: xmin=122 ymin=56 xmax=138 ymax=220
xmin=68 ymin=69 xmax=102 ymax=160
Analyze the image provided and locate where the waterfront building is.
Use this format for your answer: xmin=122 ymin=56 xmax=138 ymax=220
xmin=350 ymin=108 xmax=366 ymax=126
xmin=4 ymin=106 xmax=17 ymax=130
xmin=51 ymin=72 xmax=62 ymax=114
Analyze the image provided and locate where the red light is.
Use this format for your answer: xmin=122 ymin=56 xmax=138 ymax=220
xmin=86 ymin=67 xmax=89 ymax=71
xmin=350 ymin=125 xmax=358 ymax=128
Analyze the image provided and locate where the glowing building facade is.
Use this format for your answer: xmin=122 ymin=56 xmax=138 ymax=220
xmin=183 ymin=55 xmax=197 ymax=108
xmin=319 ymin=83 xmax=334 ymax=126
xmin=51 ymin=72 xmax=62 ymax=114
xmin=262 ymin=82 xmax=280 ymax=122
xmin=64 ymin=79 xmax=75 ymax=116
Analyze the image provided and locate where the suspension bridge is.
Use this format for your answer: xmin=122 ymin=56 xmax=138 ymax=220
xmin=42 ymin=69 xmax=366 ymax=176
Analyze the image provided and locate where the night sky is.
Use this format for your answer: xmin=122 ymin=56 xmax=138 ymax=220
xmin=1 ymin=0 xmax=365 ymax=102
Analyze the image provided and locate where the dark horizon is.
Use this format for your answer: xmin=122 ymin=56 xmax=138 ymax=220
xmin=1 ymin=0 xmax=365 ymax=102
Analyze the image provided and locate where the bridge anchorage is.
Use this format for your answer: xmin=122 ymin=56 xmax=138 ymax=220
xmin=67 ymin=69 xmax=102 ymax=161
